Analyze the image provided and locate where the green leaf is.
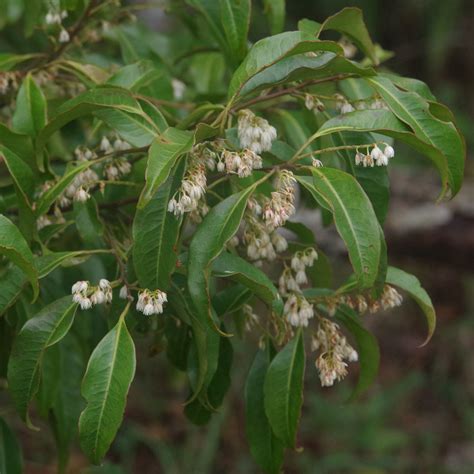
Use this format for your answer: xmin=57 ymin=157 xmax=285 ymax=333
xmin=0 ymin=145 xmax=35 ymax=211
xmin=0 ymin=53 xmax=37 ymax=71
xmin=245 ymin=347 xmax=285 ymax=474
xmin=51 ymin=334 xmax=86 ymax=473
xmin=386 ymin=266 xmax=436 ymax=345
xmin=366 ymin=76 xmax=465 ymax=197
xmin=133 ymin=162 xmax=184 ymax=290
xmin=0 ymin=215 xmax=38 ymax=300
xmin=74 ymin=198 xmax=105 ymax=248
xmin=94 ymin=98 xmax=167 ymax=148
xmin=212 ymin=284 xmax=252 ymax=316
xmin=0 ymin=417 xmax=23 ymax=474
xmin=336 ymin=306 xmax=380 ymax=399
xmin=187 ymin=186 xmax=257 ymax=397
xmin=263 ymin=330 xmax=305 ymax=448
xmin=219 ymin=0 xmax=251 ymax=62
xmin=12 ymin=74 xmax=47 ymax=136
xmin=0 ymin=266 xmax=26 ymax=316
xmin=79 ymin=305 xmax=136 ymax=464
xmin=319 ymin=7 xmax=378 ymax=65
xmin=165 ymin=318 xmax=191 ymax=371
xmin=138 ymin=128 xmax=194 ymax=209
xmin=187 ymin=0 xmax=250 ymax=65
xmin=212 ymin=251 xmax=283 ymax=315
xmin=57 ymin=60 xmax=110 ymax=85
xmin=7 ymin=297 xmax=78 ymax=426
xmin=36 ymin=87 xmax=144 ymax=171
xmin=0 ymin=123 xmax=34 ymax=163
xmin=263 ymin=0 xmax=285 ymax=35
xmin=35 ymin=250 xmax=100 ymax=278
xmin=188 ymin=187 xmax=257 ymax=330
xmin=228 ymin=31 xmax=345 ymax=99
xmin=239 ymin=51 xmax=374 ymax=98
xmin=297 ymin=168 xmax=382 ymax=289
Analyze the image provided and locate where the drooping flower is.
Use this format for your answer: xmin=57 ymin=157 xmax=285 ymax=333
xmin=237 ymin=109 xmax=277 ymax=154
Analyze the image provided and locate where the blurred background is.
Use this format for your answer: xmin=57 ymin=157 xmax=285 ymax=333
xmin=8 ymin=0 xmax=474 ymax=472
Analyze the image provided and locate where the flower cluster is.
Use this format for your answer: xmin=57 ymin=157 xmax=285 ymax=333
xmin=104 ymin=158 xmax=132 ymax=181
xmin=72 ymin=279 xmax=112 ymax=310
xmin=324 ymin=284 xmax=403 ymax=316
xmin=220 ymin=148 xmax=263 ymax=177
xmin=283 ymin=293 xmax=314 ymax=327
xmin=168 ymin=155 xmax=207 ymax=217
xmin=355 ymin=144 xmax=395 ymax=168
xmin=62 ymin=168 xmax=99 ymax=205
xmin=334 ymin=94 xmax=355 ymax=114
xmin=136 ymin=289 xmax=168 ymax=316
xmin=312 ymin=317 xmax=358 ymax=386
xmin=263 ymin=171 xmax=296 ymax=229
xmin=237 ymin=109 xmax=277 ymax=154
xmin=279 ymin=248 xmax=318 ymax=294
xmin=0 ymin=72 xmax=19 ymax=95
xmin=242 ymin=304 xmax=259 ymax=332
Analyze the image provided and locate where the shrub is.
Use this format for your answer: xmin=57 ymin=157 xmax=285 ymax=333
xmin=0 ymin=1 xmax=465 ymax=472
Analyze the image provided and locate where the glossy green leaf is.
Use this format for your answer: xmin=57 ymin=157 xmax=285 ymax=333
xmin=187 ymin=0 xmax=250 ymax=65
xmin=74 ymin=198 xmax=105 ymax=248
xmin=0 ymin=145 xmax=34 ymax=210
xmin=367 ymin=76 xmax=465 ymax=197
xmin=229 ymin=31 xmax=345 ymax=99
xmin=0 ymin=417 xmax=23 ymax=474
xmin=133 ymin=162 xmax=184 ymax=289
xmin=0 ymin=215 xmax=38 ymax=299
xmin=94 ymin=98 xmax=167 ymax=148
xmin=57 ymin=60 xmax=110 ymax=85
xmin=0 ymin=123 xmax=34 ymax=163
xmin=263 ymin=330 xmax=305 ymax=448
xmin=336 ymin=306 xmax=380 ymax=399
xmin=0 ymin=266 xmax=26 ymax=316
xmin=36 ymin=87 xmax=144 ymax=171
xmin=138 ymin=128 xmax=194 ymax=208
xmin=188 ymin=186 xmax=257 ymax=331
xmin=240 ymin=51 xmax=374 ymax=98
xmin=263 ymin=0 xmax=285 ymax=34
xmin=12 ymin=74 xmax=47 ymax=136
xmin=51 ymin=334 xmax=86 ymax=473
xmin=0 ymin=53 xmax=37 ymax=71
xmin=212 ymin=251 xmax=283 ymax=315
xmin=320 ymin=7 xmax=378 ymax=64
xmin=297 ymin=168 xmax=382 ymax=289
xmin=212 ymin=284 xmax=252 ymax=316
xmin=79 ymin=305 xmax=136 ymax=464
xmin=35 ymin=250 xmax=100 ymax=278
xmin=7 ymin=297 xmax=78 ymax=426
xmin=386 ymin=266 xmax=436 ymax=345
xmin=246 ymin=347 xmax=284 ymax=474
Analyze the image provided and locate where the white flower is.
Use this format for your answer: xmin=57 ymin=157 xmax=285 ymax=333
xmin=312 ymin=157 xmax=323 ymax=168
xmin=90 ymin=289 xmax=105 ymax=305
xmin=304 ymin=94 xmax=315 ymax=111
xmin=80 ymin=297 xmax=92 ymax=310
xmin=171 ymin=78 xmax=186 ymax=100
xmin=100 ymin=136 xmax=112 ymax=152
xmin=340 ymin=102 xmax=355 ymax=114
xmin=59 ymin=29 xmax=70 ymax=43
xmin=74 ymin=187 xmax=90 ymax=203
xmin=376 ymin=154 xmax=389 ymax=166
xmin=383 ymin=145 xmax=395 ymax=159
xmin=72 ymin=280 xmax=88 ymax=294
xmin=237 ymin=109 xmax=277 ymax=154
xmin=295 ymin=270 xmax=308 ymax=285
xmin=119 ymin=285 xmax=129 ymax=299
xmin=271 ymin=232 xmax=287 ymax=252
xmin=136 ymin=289 xmax=167 ymax=315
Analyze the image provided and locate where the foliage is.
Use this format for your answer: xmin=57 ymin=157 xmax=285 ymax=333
xmin=0 ymin=1 xmax=465 ymax=472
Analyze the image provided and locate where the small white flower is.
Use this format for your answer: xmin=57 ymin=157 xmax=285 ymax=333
xmin=91 ymin=289 xmax=105 ymax=305
xmin=340 ymin=102 xmax=354 ymax=114
xmin=100 ymin=136 xmax=112 ymax=152
xmin=383 ymin=145 xmax=395 ymax=159
xmin=59 ymin=28 xmax=70 ymax=43
xmin=74 ymin=187 xmax=90 ymax=203
xmin=295 ymin=270 xmax=308 ymax=285
xmin=72 ymin=281 xmax=88 ymax=294
xmin=119 ymin=285 xmax=129 ymax=299
xmin=99 ymin=279 xmax=110 ymax=290
xmin=143 ymin=303 xmax=155 ymax=315
xmin=80 ymin=297 xmax=92 ymax=310
xmin=312 ymin=158 xmax=323 ymax=168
